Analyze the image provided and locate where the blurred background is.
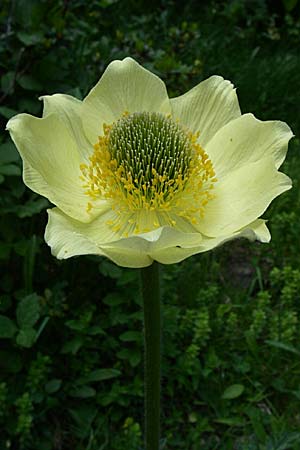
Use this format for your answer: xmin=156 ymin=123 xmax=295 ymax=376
xmin=0 ymin=0 xmax=300 ymax=449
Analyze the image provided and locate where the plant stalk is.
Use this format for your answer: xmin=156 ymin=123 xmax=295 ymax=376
xmin=141 ymin=261 xmax=161 ymax=450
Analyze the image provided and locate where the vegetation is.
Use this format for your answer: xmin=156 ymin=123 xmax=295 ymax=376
xmin=0 ymin=0 xmax=300 ymax=448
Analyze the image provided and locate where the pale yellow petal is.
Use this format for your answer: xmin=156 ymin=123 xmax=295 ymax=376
xmin=82 ymin=57 xmax=171 ymax=144
xmin=45 ymin=208 xmax=201 ymax=266
xmin=45 ymin=208 xmax=105 ymax=258
xmin=151 ymin=219 xmax=270 ymax=264
xmin=197 ymin=219 xmax=271 ymax=253
xmin=40 ymin=94 xmax=90 ymax=160
xmin=45 ymin=206 xmax=273 ymax=267
xmin=206 ymin=114 xmax=294 ymax=178
xmin=6 ymin=113 xmax=109 ymax=222
xmin=197 ymin=157 xmax=291 ymax=237
xmin=171 ymin=75 xmax=241 ymax=147
xmin=45 ymin=208 xmax=153 ymax=267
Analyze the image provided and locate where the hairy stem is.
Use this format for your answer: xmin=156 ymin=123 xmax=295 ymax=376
xmin=141 ymin=261 xmax=161 ymax=450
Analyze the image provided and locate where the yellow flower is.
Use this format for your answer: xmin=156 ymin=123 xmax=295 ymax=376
xmin=6 ymin=57 xmax=293 ymax=267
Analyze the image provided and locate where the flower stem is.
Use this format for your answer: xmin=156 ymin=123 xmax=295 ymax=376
xmin=141 ymin=261 xmax=161 ymax=450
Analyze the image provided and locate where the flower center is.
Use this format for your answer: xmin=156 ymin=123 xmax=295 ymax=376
xmin=110 ymin=111 xmax=192 ymax=205
xmin=80 ymin=112 xmax=217 ymax=235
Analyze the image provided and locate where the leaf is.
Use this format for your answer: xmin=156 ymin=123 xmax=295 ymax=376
xmin=45 ymin=379 xmax=62 ymax=394
xmin=214 ymin=417 xmax=245 ymax=426
xmin=68 ymin=405 xmax=97 ymax=431
xmin=267 ymin=432 xmax=300 ymax=450
xmin=103 ymin=293 xmax=123 ymax=306
xmin=282 ymin=0 xmax=298 ymax=12
xmin=17 ymin=74 xmax=42 ymax=91
xmin=61 ymin=337 xmax=84 ymax=354
xmin=65 ymin=319 xmax=86 ymax=332
xmin=14 ymin=0 xmax=47 ymax=27
xmin=119 ymin=331 xmax=142 ymax=342
xmin=78 ymin=368 xmax=121 ymax=384
xmin=117 ymin=348 xmax=141 ymax=367
xmin=2 ymin=197 xmax=48 ymax=217
xmin=16 ymin=327 xmax=37 ymax=348
xmin=87 ymin=325 xmax=105 ymax=335
xmin=0 ymin=106 xmax=18 ymax=119
xmin=129 ymin=350 xmax=141 ymax=367
xmin=99 ymin=260 xmax=123 ymax=278
xmin=265 ymin=340 xmax=300 ymax=356
xmin=246 ymin=406 xmax=267 ymax=441
xmin=35 ymin=317 xmax=50 ymax=341
xmin=99 ymin=0 xmax=120 ymax=7
xmin=222 ymin=384 xmax=245 ymax=400
xmin=16 ymin=293 xmax=40 ymax=328
xmin=16 ymin=197 xmax=49 ymax=218
xmin=0 ymin=164 xmax=21 ymax=176
xmin=17 ymin=31 xmax=44 ymax=46
xmin=70 ymin=386 xmax=96 ymax=398
xmin=0 ymin=315 xmax=17 ymax=338
xmin=1 ymin=72 xmax=15 ymax=95
xmin=18 ymin=97 xmax=41 ymax=114
xmin=0 ymin=142 xmax=20 ymax=164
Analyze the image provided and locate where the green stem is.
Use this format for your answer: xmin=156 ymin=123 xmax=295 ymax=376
xmin=141 ymin=261 xmax=161 ymax=450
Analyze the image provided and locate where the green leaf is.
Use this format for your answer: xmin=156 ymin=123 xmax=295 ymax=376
xmin=1 ymin=72 xmax=15 ymax=95
xmin=0 ymin=106 xmax=18 ymax=119
xmin=103 ymin=293 xmax=123 ymax=306
xmin=246 ymin=406 xmax=267 ymax=441
xmin=61 ymin=337 xmax=84 ymax=354
xmin=17 ymin=31 xmax=44 ymax=46
xmin=70 ymin=386 xmax=96 ymax=398
xmin=16 ymin=293 xmax=40 ymax=328
xmin=129 ymin=350 xmax=141 ymax=367
xmin=68 ymin=405 xmax=97 ymax=432
xmin=119 ymin=331 xmax=142 ymax=342
xmin=99 ymin=0 xmax=120 ymax=7
xmin=266 ymin=340 xmax=300 ymax=356
xmin=117 ymin=348 xmax=141 ymax=367
xmin=15 ymin=0 xmax=47 ymax=27
xmin=16 ymin=197 xmax=49 ymax=218
xmin=222 ymin=384 xmax=245 ymax=400
xmin=17 ymin=74 xmax=42 ymax=91
xmin=214 ymin=417 xmax=245 ymax=426
xmin=79 ymin=368 xmax=121 ymax=384
xmin=35 ymin=317 xmax=50 ymax=341
xmin=45 ymin=379 xmax=62 ymax=394
xmin=99 ymin=260 xmax=123 ymax=278
xmin=0 ymin=164 xmax=21 ymax=176
xmin=18 ymin=97 xmax=41 ymax=114
xmin=0 ymin=142 xmax=20 ymax=164
xmin=282 ymin=0 xmax=298 ymax=12
xmin=16 ymin=327 xmax=37 ymax=347
xmin=0 ymin=315 xmax=17 ymax=338
xmin=65 ymin=319 xmax=85 ymax=332
xmin=87 ymin=325 xmax=105 ymax=335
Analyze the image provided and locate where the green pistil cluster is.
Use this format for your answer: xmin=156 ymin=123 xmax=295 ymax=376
xmin=108 ymin=112 xmax=192 ymax=190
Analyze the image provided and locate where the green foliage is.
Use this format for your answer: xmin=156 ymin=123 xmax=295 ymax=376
xmin=1 ymin=0 xmax=300 ymax=448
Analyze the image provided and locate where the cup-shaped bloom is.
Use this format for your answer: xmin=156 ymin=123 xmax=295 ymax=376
xmin=7 ymin=58 xmax=293 ymax=267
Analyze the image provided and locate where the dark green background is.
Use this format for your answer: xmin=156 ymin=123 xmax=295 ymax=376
xmin=0 ymin=0 xmax=300 ymax=449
